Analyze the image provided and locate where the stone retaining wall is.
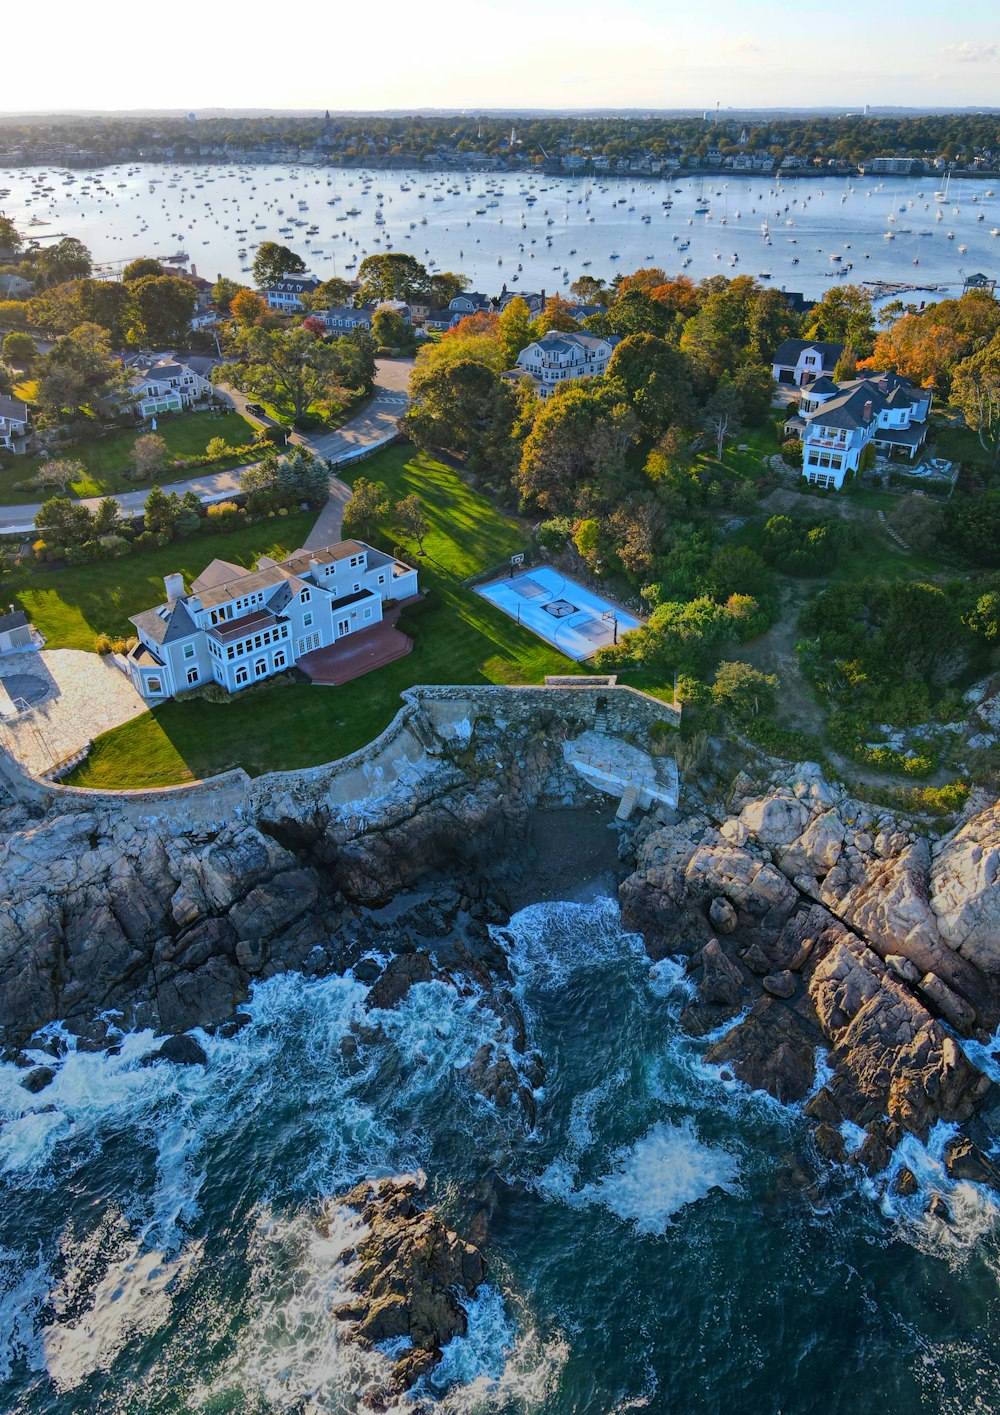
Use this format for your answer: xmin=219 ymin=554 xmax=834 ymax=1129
xmin=1 ymin=682 xmax=681 ymax=825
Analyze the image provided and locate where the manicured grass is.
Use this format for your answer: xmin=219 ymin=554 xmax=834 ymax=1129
xmin=0 ymin=409 xmax=258 ymax=504
xmin=67 ymin=447 xmax=585 ymax=788
xmin=6 ymin=511 xmax=318 ymax=650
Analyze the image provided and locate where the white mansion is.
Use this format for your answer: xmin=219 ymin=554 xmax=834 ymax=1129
xmin=127 ymin=539 xmax=418 ymax=701
xmin=785 ymin=371 xmax=933 ymax=491
xmin=512 ymin=330 xmax=620 ymax=398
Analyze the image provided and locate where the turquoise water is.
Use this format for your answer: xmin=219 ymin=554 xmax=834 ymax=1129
xmin=2 ymin=162 xmax=997 ymax=298
xmin=1 ymin=895 xmax=999 ymax=1413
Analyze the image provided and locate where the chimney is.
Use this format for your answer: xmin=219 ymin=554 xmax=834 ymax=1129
xmin=190 ymin=263 xmax=197 ymax=278
xmin=163 ymin=572 xmax=185 ymax=602
xmin=863 ymin=400 xmax=873 ymax=422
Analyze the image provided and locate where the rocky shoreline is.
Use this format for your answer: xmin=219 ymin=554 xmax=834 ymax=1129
xmin=2 ymin=696 xmax=1000 ymax=1202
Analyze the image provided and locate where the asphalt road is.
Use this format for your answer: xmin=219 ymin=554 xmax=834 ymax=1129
xmin=0 ymin=358 xmax=413 ymax=536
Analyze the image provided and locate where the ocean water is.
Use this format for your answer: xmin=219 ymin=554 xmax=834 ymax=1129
xmin=2 ymin=162 xmax=997 ymax=299
xmin=1 ymin=894 xmax=999 ymax=1413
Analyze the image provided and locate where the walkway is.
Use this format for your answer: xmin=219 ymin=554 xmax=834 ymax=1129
xmin=0 ymin=358 xmax=413 ymax=536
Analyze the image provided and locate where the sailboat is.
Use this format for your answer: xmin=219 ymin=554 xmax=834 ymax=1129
xmin=935 ymin=171 xmax=951 ymax=204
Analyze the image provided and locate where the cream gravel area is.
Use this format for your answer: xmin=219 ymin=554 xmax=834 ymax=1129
xmin=0 ymin=650 xmax=147 ymax=776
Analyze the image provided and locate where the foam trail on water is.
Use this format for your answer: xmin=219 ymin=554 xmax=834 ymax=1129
xmin=539 ymin=1120 xmax=739 ymax=1236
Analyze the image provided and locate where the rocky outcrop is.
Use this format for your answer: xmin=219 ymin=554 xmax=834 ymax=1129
xmin=0 ymin=700 xmax=604 ymax=1051
xmin=331 ymin=1173 xmax=485 ymax=1392
xmin=622 ymin=764 xmax=1000 ymax=1175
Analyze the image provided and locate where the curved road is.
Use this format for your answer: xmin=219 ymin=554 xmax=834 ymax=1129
xmin=0 ymin=358 xmax=413 ymax=537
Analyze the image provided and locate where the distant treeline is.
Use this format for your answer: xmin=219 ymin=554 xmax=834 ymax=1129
xmin=3 ymin=112 xmax=1000 ymax=168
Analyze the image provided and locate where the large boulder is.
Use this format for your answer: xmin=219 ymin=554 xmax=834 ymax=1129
xmin=931 ymin=801 xmax=1000 ymax=975
xmin=331 ymin=1174 xmax=485 ymax=1391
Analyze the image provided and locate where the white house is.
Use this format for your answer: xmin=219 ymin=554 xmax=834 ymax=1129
xmin=513 ymin=330 xmax=619 ymax=398
xmin=265 ymin=275 xmax=320 ymax=312
xmin=0 ymin=394 xmax=31 ymax=454
xmin=120 ymin=354 xmax=214 ymax=418
xmin=771 ymin=338 xmax=846 ymax=388
xmin=0 ymin=607 xmax=41 ymax=654
xmin=126 ymin=539 xmax=419 ymax=701
xmin=788 ymin=372 xmax=933 ymax=490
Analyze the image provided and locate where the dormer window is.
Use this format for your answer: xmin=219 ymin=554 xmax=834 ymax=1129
xmin=300 ymin=589 xmax=311 ymax=603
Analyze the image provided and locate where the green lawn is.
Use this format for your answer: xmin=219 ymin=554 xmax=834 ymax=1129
xmin=65 ymin=448 xmax=586 ymax=789
xmin=698 ymin=422 xmax=780 ymax=484
xmin=0 ymin=409 xmax=258 ymax=504
xmin=6 ymin=511 xmax=318 ymax=650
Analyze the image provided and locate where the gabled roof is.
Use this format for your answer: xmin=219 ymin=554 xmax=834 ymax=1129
xmin=0 ymin=608 xmax=29 ymax=634
xmin=773 ymin=338 xmax=845 ymax=368
xmin=197 ymin=563 xmax=290 ymax=610
xmin=278 ymin=539 xmax=368 ymax=576
xmin=129 ymin=598 xmax=198 ymax=645
xmin=0 ymin=395 xmax=29 ymax=422
xmin=190 ymin=558 xmax=248 ymax=594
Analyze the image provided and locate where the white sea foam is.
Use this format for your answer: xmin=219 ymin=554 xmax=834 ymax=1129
xmin=539 ymin=1120 xmax=739 ymax=1235
xmin=500 ymin=895 xmax=645 ymax=993
xmin=0 ymin=1246 xmax=48 ymax=1383
xmin=877 ymin=1124 xmax=1000 ymax=1271
xmin=42 ymin=1206 xmax=202 ymax=1393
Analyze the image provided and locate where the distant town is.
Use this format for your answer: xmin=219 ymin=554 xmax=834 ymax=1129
xmin=2 ymin=110 xmax=1000 ymax=178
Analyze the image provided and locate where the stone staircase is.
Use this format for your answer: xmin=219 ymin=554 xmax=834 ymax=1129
xmin=615 ymin=784 xmax=640 ymax=821
xmin=593 ymin=703 xmax=609 ymax=733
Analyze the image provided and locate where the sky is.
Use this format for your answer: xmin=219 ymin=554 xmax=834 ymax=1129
xmin=5 ymin=0 xmax=1000 ymax=113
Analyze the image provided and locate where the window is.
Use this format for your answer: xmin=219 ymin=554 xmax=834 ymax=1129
xmin=363 ymin=607 xmax=372 ymax=620
xmin=254 ymin=658 xmax=268 ymax=678
xmin=235 ymin=666 xmax=248 ymax=685
xmin=253 ymin=634 xmax=262 ymax=648
xmin=147 ymin=677 xmax=162 ymax=695
xmin=227 ymin=646 xmax=234 ymax=660
xmin=377 ymin=573 xmax=386 ymax=585
xmin=303 ymin=611 xmax=313 ymax=628
xmin=274 ymin=651 xmax=286 ymax=669
xmin=353 ymin=582 xmax=361 ymax=593
xmin=300 ymin=589 xmax=311 ymax=603
xmin=183 ymin=643 xmax=195 ymax=659
xmin=186 ymin=667 xmax=199 ymax=686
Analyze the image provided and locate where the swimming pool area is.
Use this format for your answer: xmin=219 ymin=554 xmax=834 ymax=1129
xmin=476 ymin=566 xmax=642 ymax=661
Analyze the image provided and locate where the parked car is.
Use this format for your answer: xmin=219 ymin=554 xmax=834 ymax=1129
xmin=245 ymin=401 xmax=266 ymax=417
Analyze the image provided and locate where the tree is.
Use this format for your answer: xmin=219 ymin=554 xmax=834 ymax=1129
xmin=36 ymin=237 xmax=92 ymax=287
xmin=801 ymin=284 xmax=875 ymax=359
xmin=371 ymin=308 xmax=414 ymax=351
xmin=241 ymin=448 xmax=328 ymax=510
xmin=224 ymin=324 xmax=353 ymax=425
xmin=711 ymin=661 xmax=778 ymax=723
xmin=408 ymin=350 xmax=521 ymax=470
xmin=395 ymin=494 xmax=429 ymax=553
xmin=530 ymin=295 xmax=581 ymax=338
xmin=92 ymin=496 xmax=122 ymax=537
xmin=606 ymin=334 xmax=695 ymax=437
xmin=343 ymin=477 xmax=390 ymax=539
xmin=0 ymin=215 xmax=22 ymax=254
xmin=357 ymin=253 xmax=428 ymax=302
xmin=142 ymin=483 xmax=179 ymax=537
xmin=35 ymin=495 xmax=92 ymax=547
xmin=704 ymin=380 xmax=743 ymax=458
xmin=951 ymin=339 xmax=1000 ymax=469
xmin=497 ymin=296 xmax=534 ymax=367
xmin=77 ymin=278 xmax=132 ymax=345
xmin=2 ymin=331 xmax=35 ymax=369
xmin=570 ymin=275 xmax=609 ymax=304
xmin=252 ymin=242 xmax=306 ymax=290
xmin=517 ymin=380 xmax=638 ymax=514
xmin=833 ymin=348 xmax=858 ymax=381
xmin=212 ymin=276 xmax=244 ymax=314
xmin=732 ymin=362 xmax=776 ymax=425
xmin=428 ymin=272 xmax=470 ymax=308
xmin=230 ymin=288 xmax=269 ymax=327
xmin=36 ymin=459 xmax=84 ymax=494
xmin=127 ymin=275 xmax=197 ymax=347
xmin=305 ymin=277 xmax=355 ymax=311
xmin=122 ymin=257 xmax=165 ymax=282
xmin=133 ymin=433 xmax=168 ymax=478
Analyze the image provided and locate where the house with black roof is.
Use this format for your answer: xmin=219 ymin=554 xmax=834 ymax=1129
xmin=771 ymin=338 xmax=846 ymax=388
xmin=785 ymin=371 xmax=932 ymax=490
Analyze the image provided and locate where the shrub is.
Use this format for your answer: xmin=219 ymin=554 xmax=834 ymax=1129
xmin=32 ymin=538 xmax=47 ymax=560
xmin=206 ymin=500 xmax=242 ymax=532
xmin=98 ymin=533 xmax=131 ymax=559
xmin=205 ymin=435 xmax=230 ymax=459
xmin=781 ymin=438 xmax=803 ymax=467
xmin=537 ymin=516 xmax=574 ymax=551
xmin=94 ymin=633 xmax=129 ymax=655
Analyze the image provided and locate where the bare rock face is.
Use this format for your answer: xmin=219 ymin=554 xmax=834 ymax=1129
xmin=621 ymin=765 xmax=1000 ymax=1168
xmin=331 ymin=1174 xmax=486 ymax=1392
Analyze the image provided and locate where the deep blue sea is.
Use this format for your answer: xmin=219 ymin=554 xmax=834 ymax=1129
xmin=2 ymin=896 xmax=999 ymax=1413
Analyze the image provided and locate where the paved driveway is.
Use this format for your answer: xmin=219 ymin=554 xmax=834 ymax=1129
xmin=0 ymin=649 xmax=148 ymax=777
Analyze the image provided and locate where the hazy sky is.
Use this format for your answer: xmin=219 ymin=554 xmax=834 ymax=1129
xmin=7 ymin=0 xmax=1000 ymax=112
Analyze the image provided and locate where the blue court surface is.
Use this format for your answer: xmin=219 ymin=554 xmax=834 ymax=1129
xmin=475 ymin=566 xmax=641 ymax=661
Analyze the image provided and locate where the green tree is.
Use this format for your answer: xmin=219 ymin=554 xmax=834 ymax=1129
xmin=496 ymin=296 xmax=534 ymax=368
xmin=371 ymin=308 xmax=414 ymax=351
xmin=35 ymin=458 xmax=84 ymax=494
xmin=357 ymin=253 xmax=428 ymax=302
xmin=732 ymin=362 xmax=776 ymax=425
xmin=343 ymin=477 xmax=391 ymax=539
xmin=36 ymin=237 xmax=92 ymax=287
xmin=395 ymin=493 xmax=429 ymax=553
xmin=142 ymin=483 xmax=179 ymax=537
xmin=951 ymin=339 xmax=1000 ymax=470
xmin=252 ymin=242 xmax=306 ymax=289
xmin=802 ymin=284 xmax=876 ymax=359
xmin=0 ymin=215 xmax=22 ymax=254
xmin=408 ymin=352 xmax=521 ymax=471
xmin=428 ymin=272 xmax=470 ymax=308
xmin=122 ymin=257 xmax=165 ymax=282
xmin=127 ymin=275 xmax=197 ymax=347
xmin=211 ymin=276 xmax=244 ymax=314
xmin=703 ymin=380 xmax=743 ymax=458
xmin=711 ymin=661 xmax=779 ymax=723
xmin=517 ymin=380 xmax=638 ymax=514
xmin=2 ymin=331 xmax=35 ymax=368
xmin=77 ymin=278 xmax=132 ymax=344
xmin=305 ymin=277 xmax=356 ymax=311
xmin=606 ymin=334 xmax=695 ymax=437
xmin=132 ymin=433 xmax=168 ymax=478
xmin=223 ymin=324 xmax=351 ymax=425
xmin=35 ymin=495 xmax=92 ymax=547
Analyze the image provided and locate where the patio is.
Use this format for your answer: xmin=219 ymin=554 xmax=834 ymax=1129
xmin=297 ymin=608 xmax=415 ymax=687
